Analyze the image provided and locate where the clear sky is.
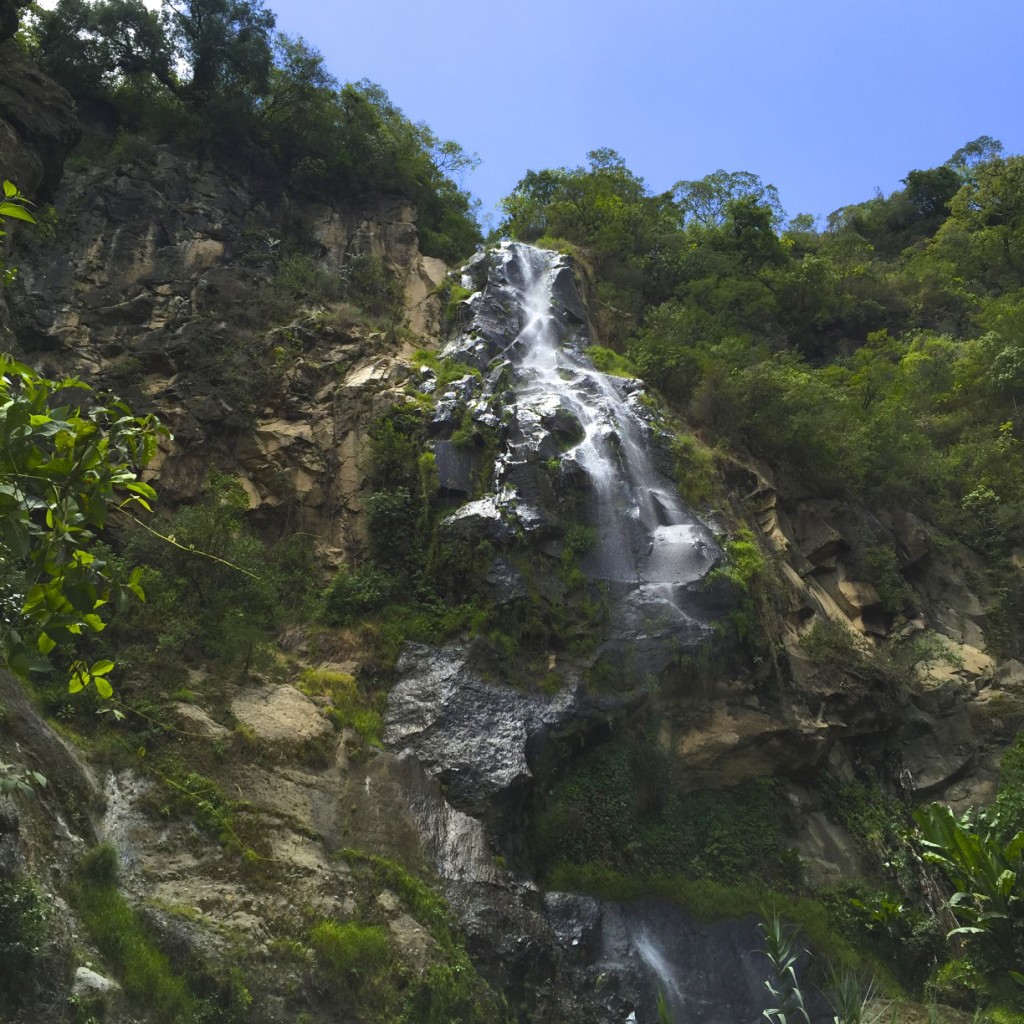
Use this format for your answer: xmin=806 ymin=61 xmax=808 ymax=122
xmin=267 ymin=0 xmax=1024 ymax=230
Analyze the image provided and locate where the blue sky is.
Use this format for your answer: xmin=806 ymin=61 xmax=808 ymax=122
xmin=268 ymin=0 xmax=1024 ymax=230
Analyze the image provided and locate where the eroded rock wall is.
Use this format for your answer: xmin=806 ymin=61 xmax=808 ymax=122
xmin=6 ymin=145 xmax=445 ymax=554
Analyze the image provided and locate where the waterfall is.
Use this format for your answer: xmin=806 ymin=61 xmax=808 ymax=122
xmin=635 ymin=928 xmax=686 ymax=1020
xmin=392 ymin=243 xmax=745 ymax=1023
xmin=506 ymin=244 xmax=717 ymax=591
xmin=446 ymin=241 xmax=722 ymax=674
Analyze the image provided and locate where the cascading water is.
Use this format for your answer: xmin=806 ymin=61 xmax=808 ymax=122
xmin=634 ymin=928 xmax=686 ymax=1019
xmin=390 ymin=242 xmax=762 ymax=1024
xmin=446 ymin=241 xmax=723 ymax=674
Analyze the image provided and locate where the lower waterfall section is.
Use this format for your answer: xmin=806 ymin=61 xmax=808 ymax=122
xmin=383 ymin=243 xmax=793 ymax=1022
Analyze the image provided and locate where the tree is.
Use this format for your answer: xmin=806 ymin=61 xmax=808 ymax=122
xmin=902 ymin=166 xmax=961 ymax=219
xmin=672 ymin=169 xmax=783 ymax=229
xmin=1 ymin=183 xmax=164 ymax=695
xmin=948 ymin=135 xmax=1005 ymax=184
xmin=35 ymin=0 xmax=176 ymax=107
xmin=164 ymin=0 xmax=275 ymax=105
xmin=0 ymin=0 xmax=32 ymax=43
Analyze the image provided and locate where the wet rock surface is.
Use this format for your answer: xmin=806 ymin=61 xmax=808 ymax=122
xmin=386 ymin=644 xmax=642 ymax=825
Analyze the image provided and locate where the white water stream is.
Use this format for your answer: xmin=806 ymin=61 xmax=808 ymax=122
xmin=500 ymin=243 xmax=719 ymax=623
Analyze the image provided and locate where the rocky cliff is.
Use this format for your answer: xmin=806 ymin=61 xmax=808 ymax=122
xmin=1 ymin=39 xmax=1022 ymax=1024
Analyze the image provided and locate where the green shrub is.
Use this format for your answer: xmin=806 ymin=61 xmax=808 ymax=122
xmin=440 ymin=283 xmax=474 ymax=331
xmin=587 ymin=345 xmax=637 ymax=377
xmin=272 ymin=253 xmax=346 ymax=306
xmin=672 ymin=433 xmax=717 ymax=507
xmin=532 ymin=732 xmax=796 ymax=885
xmin=863 ymin=545 xmax=913 ymax=615
xmin=710 ymin=528 xmax=767 ymax=591
xmin=996 ymin=732 xmax=1024 ymax=835
xmin=0 ymin=877 xmax=51 ymax=1008
xmin=109 ymin=472 xmax=316 ymax=674
xmin=411 ymin=350 xmax=481 ymax=390
xmin=563 ymin=522 xmax=597 ymax=557
xmin=310 ymin=921 xmax=392 ymax=988
xmin=322 ymin=565 xmax=399 ymax=624
xmin=80 ymin=841 xmax=120 ymax=886
xmin=819 ymin=771 xmax=906 ymax=861
xmin=343 ymin=253 xmax=403 ymax=321
xmin=300 ymin=669 xmax=383 ymax=747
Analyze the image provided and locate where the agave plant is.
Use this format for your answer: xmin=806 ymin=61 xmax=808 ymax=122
xmin=913 ymin=803 xmax=1024 ymax=968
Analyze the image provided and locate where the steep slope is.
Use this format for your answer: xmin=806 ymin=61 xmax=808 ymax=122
xmin=2 ymin=24 xmax=1024 ymax=1024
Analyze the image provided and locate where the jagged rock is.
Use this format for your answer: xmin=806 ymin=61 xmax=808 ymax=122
xmin=903 ymin=719 xmax=978 ymax=798
xmin=385 ymin=644 xmax=639 ymax=823
xmin=7 ymin=147 xmax=443 ymax=554
xmin=434 ymin=438 xmax=480 ymax=495
xmin=170 ymin=703 xmax=230 ymax=739
xmin=880 ymin=509 xmax=932 ymax=566
xmin=440 ymin=496 xmax=517 ymax=544
xmin=0 ymin=42 xmax=81 ymax=199
xmin=543 ymin=892 xmax=601 ymax=962
xmin=791 ymin=507 xmax=844 ymax=567
xmin=549 ymin=264 xmax=588 ymax=324
xmin=784 ymin=785 xmax=869 ymax=887
xmin=484 ymin=557 xmax=528 ymax=604
xmin=388 ymin=912 xmax=439 ymax=964
xmin=669 ymin=705 xmax=826 ymax=789
xmin=384 ymin=645 xmax=541 ymax=815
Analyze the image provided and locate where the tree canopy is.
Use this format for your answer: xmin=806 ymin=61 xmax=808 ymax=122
xmin=28 ymin=0 xmax=481 ymax=262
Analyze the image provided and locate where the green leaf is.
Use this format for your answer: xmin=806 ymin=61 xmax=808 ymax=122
xmin=125 ymin=480 xmax=157 ymax=500
xmin=90 ymin=660 xmax=115 ymax=677
xmin=0 ymin=203 xmax=35 ymax=223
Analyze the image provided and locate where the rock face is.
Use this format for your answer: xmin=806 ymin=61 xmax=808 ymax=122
xmin=386 ymin=643 xmax=643 ymax=827
xmin=5 ymin=145 xmax=443 ymax=554
xmin=0 ymin=41 xmax=81 ymax=200
xmin=2 ymin=52 xmax=1023 ymax=1022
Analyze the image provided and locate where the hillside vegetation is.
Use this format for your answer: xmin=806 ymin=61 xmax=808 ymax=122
xmin=5 ymin=4 xmax=1024 ymax=1019
xmin=499 ymin=141 xmax=1024 ymax=659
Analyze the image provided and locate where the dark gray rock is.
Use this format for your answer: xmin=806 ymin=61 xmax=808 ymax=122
xmin=385 ymin=644 xmax=642 ymax=823
xmin=434 ymin=439 xmax=480 ymax=495
xmin=0 ymin=41 xmax=80 ymax=199
xmin=485 ymin=558 xmax=528 ymax=604
xmin=543 ymin=892 xmax=602 ymax=963
xmin=440 ymin=496 xmax=517 ymax=544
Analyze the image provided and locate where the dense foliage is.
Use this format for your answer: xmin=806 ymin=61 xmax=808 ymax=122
xmin=500 ymin=141 xmax=1024 ymax=656
xmin=25 ymin=0 xmax=480 ymax=261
